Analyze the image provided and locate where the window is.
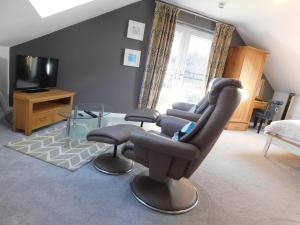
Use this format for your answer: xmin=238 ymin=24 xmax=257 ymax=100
xmin=28 ymin=0 xmax=94 ymax=18
xmin=156 ymin=23 xmax=213 ymax=113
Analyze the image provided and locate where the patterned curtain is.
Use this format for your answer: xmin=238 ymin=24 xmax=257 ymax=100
xmin=138 ymin=2 xmax=180 ymax=109
xmin=205 ymin=22 xmax=235 ymax=89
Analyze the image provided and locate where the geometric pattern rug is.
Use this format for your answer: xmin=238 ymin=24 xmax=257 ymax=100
xmin=5 ymin=115 xmax=130 ymax=171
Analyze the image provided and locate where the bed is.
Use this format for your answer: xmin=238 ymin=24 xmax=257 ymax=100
xmin=263 ymin=120 xmax=300 ymax=157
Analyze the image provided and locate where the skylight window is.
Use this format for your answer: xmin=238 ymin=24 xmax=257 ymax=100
xmin=28 ymin=0 xmax=94 ymax=18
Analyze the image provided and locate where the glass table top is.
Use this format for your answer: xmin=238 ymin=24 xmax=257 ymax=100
xmin=59 ymin=103 xmax=113 ymax=119
xmin=58 ymin=103 xmax=113 ymax=146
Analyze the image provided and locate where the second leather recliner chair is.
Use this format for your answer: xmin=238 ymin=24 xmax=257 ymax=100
xmin=166 ymin=78 xmax=221 ymax=122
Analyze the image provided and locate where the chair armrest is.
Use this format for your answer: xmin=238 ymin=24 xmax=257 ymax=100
xmin=130 ymin=130 xmax=200 ymax=160
xmin=166 ymin=109 xmax=200 ymax=122
xmin=172 ymin=102 xmax=195 ymax=111
xmin=156 ymin=115 xmax=190 ymax=137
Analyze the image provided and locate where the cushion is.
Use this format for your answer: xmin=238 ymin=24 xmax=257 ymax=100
xmin=87 ymin=124 xmax=143 ymax=145
xmin=172 ymin=122 xmax=196 ymax=141
xmin=125 ymin=108 xmax=160 ymax=123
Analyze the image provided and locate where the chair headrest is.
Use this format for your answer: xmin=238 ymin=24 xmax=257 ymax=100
xmin=207 ymin=78 xmax=222 ymax=92
xmin=208 ymin=78 xmax=242 ymax=104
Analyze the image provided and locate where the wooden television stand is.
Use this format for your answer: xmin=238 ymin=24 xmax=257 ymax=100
xmin=13 ymin=89 xmax=75 ymax=136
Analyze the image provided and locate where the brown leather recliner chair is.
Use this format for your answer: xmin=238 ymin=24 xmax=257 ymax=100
xmin=122 ymin=78 xmax=242 ymax=214
xmin=166 ymin=78 xmax=221 ymax=122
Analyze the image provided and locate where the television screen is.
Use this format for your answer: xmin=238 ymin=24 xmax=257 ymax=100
xmin=40 ymin=57 xmax=59 ymax=88
xmin=16 ymin=55 xmax=41 ymax=89
xmin=15 ymin=55 xmax=59 ymax=90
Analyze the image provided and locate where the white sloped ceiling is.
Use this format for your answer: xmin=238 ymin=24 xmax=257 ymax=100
xmin=167 ymin=0 xmax=299 ymax=93
xmin=0 ymin=0 xmax=140 ymax=47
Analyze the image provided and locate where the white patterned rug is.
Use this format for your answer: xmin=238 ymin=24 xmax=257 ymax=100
xmin=5 ymin=115 xmax=133 ymax=171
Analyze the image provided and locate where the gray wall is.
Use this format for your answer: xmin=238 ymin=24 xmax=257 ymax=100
xmin=0 ymin=46 xmax=9 ymax=101
xmin=178 ymin=11 xmax=245 ymax=47
xmin=178 ymin=11 xmax=215 ymax=33
xmin=0 ymin=46 xmax=9 ymax=119
xmin=10 ymin=0 xmax=155 ymax=113
xmin=261 ymin=75 xmax=274 ymax=101
xmin=230 ymin=30 xmax=246 ymax=47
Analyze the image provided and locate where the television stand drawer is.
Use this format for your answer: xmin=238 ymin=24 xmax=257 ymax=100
xmin=33 ymin=111 xmax=55 ymax=129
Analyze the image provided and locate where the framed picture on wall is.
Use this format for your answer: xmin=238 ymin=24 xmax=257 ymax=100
xmin=123 ymin=48 xmax=141 ymax=67
xmin=127 ymin=20 xmax=145 ymax=41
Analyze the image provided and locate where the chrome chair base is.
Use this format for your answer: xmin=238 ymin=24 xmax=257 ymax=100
xmin=130 ymin=173 xmax=198 ymax=214
xmin=94 ymin=153 xmax=133 ymax=175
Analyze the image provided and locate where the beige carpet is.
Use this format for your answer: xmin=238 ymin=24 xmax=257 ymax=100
xmin=191 ymin=129 xmax=300 ymax=225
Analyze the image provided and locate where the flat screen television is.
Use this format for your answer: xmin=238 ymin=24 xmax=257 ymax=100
xmin=15 ymin=55 xmax=59 ymax=91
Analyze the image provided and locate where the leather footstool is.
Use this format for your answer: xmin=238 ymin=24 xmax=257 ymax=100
xmin=87 ymin=124 xmax=143 ymax=175
xmin=125 ymin=108 xmax=160 ymax=127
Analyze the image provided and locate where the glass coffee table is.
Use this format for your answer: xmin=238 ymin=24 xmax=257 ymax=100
xmin=59 ymin=103 xmax=113 ymax=142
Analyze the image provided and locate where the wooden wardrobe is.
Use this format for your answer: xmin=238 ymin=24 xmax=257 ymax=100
xmin=223 ymin=46 xmax=268 ymax=131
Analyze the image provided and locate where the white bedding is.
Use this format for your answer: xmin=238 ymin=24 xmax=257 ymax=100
xmin=265 ymin=120 xmax=300 ymax=143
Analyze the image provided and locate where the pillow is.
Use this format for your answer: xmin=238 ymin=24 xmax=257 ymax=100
xmin=172 ymin=122 xmax=196 ymax=141
xmin=188 ymin=105 xmax=197 ymax=113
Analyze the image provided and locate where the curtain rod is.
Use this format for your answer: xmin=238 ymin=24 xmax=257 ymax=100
xmin=156 ymin=0 xmax=226 ymax=24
